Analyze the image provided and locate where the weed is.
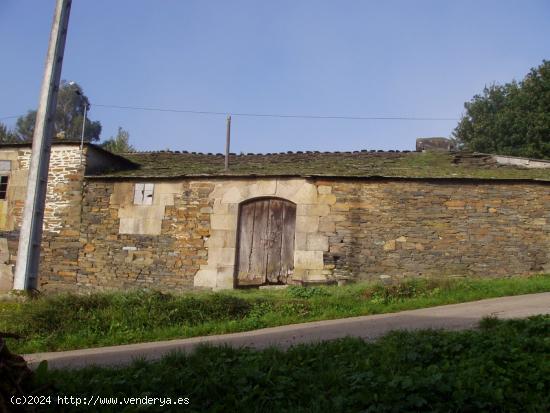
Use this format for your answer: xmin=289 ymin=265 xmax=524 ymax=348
xmin=33 ymin=316 xmax=550 ymax=413
xmin=479 ymin=315 xmax=501 ymax=330
xmin=286 ymin=285 xmax=330 ymax=299
xmin=1 ymin=274 xmax=549 ymax=354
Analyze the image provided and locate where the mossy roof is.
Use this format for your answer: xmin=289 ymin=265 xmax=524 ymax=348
xmin=88 ymin=150 xmax=550 ymax=181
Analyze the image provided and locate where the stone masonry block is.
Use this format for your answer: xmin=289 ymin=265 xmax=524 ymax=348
xmin=317 ymin=185 xmax=332 ymax=195
xmin=215 ymin=266 xmax=235 ymax=290
xmin=295 ymin=216 xmax=319 ymax=233
xmin=246 ymin=180 xmax=277 ymax=198
xmin=307 ymin=234 xmax=329 ymax=251
xmin=295 ymin=232 xmax=307 ymax=250
xmin=318 ymin=194 xmax=337 ymax=205
xmin=194 ymin=268 xmax=217 ymax=288
xmin=211 ymin=214 xmax=238 ymax=230
xmin=207 ymin=230 xmax=236 ymax=248
xmin=294 ymin=250 xmax=324 ymax=270
xmin=318 ymin=219 xmax=336 ymax=233
xmin=297 ymin=204 xmax=331 ymax=217
xmin=207 ymin=247 xmax=236 ymax=265
xmin=290 ymin=182 xmax=318 ymax=204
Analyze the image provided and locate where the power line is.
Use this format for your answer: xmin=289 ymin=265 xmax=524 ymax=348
xmin=1 ymin=104 xmax=460 ymax=122
xmin=93 ymin=104 xmax=459 ymax=121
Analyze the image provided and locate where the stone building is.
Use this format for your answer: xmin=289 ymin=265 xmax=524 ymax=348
xmin=0 ymin=140 xmax=549 ymax=292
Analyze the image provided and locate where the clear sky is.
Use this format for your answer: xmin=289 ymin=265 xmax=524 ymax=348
xmin=1 ymin=0 xmax=548 ymax=153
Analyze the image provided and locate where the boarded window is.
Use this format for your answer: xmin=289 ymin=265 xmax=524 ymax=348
xmin=0 ymin=176 xmax=8 ymax=200
xmin=133 ymin=183 xmax=154 ymax=205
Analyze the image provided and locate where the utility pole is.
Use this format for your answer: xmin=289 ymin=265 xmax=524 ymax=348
xmin=225 ymin=115 xmax=231 ymax=171
xmin=76 ymin=88 xmax=88 ymax=164
xmin=13 ymin=0 xmax=73 ymax=291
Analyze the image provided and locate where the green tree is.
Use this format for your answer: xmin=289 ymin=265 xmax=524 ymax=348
xmin=0 ymin=122 xmax=22 ymax=143
xmin=101 ymin=127 xmax=135 ymax=153
xmin=14 ymin=80 xmax=102 ymax=142
xmin=14 ymin=111 xmax=36 ymax=141
xmin=453 ymin=60 xmax=550 ymax=159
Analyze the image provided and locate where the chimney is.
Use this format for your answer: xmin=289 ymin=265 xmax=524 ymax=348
xmin=416 ymin=137 xmax=455 ymax=152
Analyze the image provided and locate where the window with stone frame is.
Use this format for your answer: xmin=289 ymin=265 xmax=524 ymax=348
xmin=133 ymin=183 xmax=154 ymax=205
xmin=0 ymin=176 xmax=8 ymax=200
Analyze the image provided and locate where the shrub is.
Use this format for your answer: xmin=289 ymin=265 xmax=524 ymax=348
xmin=363 ymin=278 xmax=450 ymax=304
xmin=9 ymin=292 xmax=252 ymax=337
xmin=35 ymin=316 xmax=550 ymax=413
xmin=286 ymin=285 xmax=330 ymax=299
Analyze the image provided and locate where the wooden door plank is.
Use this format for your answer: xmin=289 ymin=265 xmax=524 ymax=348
xmin=236 ymin=202 xmax=255 ymax=284
xmin=249 ymin=199 xmax=269 ymax=284
xmin=266 ymin=199 xmax=284 ymax=283
xmin=280 ymin=202 xmax=296 ymax=283
xmin=236 ymin=198 xmax=296 ymax=287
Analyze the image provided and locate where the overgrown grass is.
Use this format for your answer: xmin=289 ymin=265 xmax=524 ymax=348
xmin=1 ymin=274 xmax=549 ymax=354
xmin=32 ymin=316 xmax=550 ymax=412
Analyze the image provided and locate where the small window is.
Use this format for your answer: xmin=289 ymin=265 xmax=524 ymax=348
xmin=133 ymin=183 xmax=154 ymax=205
xmin=0 ymin=176 xmax=8 ymax=200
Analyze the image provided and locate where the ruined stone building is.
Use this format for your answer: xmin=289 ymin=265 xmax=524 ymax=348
xmin=0 ymin=139 xmax=549 ymax=292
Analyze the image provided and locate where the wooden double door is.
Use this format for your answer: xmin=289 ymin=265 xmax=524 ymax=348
xmin=236 ymin=198 xmax=296 ymax=286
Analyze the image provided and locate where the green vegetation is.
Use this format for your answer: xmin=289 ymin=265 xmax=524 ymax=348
xmin=7 ymin=80 xmax=102 ymax=143
xmin=454 ymin=60 xmax=550 ymax=159
xmin=1 ymin=275 xmax=549 ymax=354
xmin=0 ymin=122 xmax=20 ymax=143
xmin=101 ymin=127 xmax=135 ymax=153
xmin=33 ymin=316 xmax=550 ymax=412
xmin=395 ymin=151 xmax=550 ymax=180
xmin=100 ymin=149 xmax=550 ymax=180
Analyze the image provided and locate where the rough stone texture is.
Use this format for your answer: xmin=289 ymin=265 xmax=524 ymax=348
xmin=75 ymin=180 xmax=214 ymax=291
xmin=0 ymin=237 xmax=13 ymax=291
xmin=318 ymin=180 xmax=550 ymax=280
xmin=0 ymin=145 xmax=87 ymax=291
xmin=1 ymin=140 xmax=549 ymax=292
xmin=0 ymin=149 xmax=28 ymax=231
xmin=36 ymin=146 xmax=87 ymax=291
xmin=194 ymin=178 xmax=324 ymax=289
xmin=94 ymin=150 xmax=550 ymax=181
xmin=416 ymin=137 xmax=455 ymax=152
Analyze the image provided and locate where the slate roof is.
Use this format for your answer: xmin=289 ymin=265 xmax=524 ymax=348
xmin=90 ymin=150 xmax=550 ymax=181
xmin=2 ymin=141 xmax=549 ymax=181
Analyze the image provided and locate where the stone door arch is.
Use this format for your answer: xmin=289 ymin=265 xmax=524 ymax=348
xmin=235 ymin=197 xmax=296 ymax=287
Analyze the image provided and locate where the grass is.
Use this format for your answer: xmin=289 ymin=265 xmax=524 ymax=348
xmin=29 ymin=315 xmax=550 ymax=412
xmin=1 ymin=274 xmax=550 ymax=354
xmin=104 ymin=150 xmax=550 ymax=180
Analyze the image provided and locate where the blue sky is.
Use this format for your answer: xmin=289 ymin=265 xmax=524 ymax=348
xmin=1 ymin=0 xmax=548 ymax=153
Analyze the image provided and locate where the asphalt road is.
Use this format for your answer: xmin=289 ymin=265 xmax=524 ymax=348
xmin=23 ymin=292 xmax=550 ymax=370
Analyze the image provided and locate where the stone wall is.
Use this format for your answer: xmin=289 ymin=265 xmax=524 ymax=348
xmin=0 ymin=145 xmax=86 ymax=291
xmin=75 ymin=177 xmax=331 ymax=290
xmin=74 ymin=177 xmax=549 ymax=292
xmin=76 ymin=180 xmax=214 ymax=291
xmin=0 ymin=148 xmax=28 ymax=290
xmin=318 ymin=180 xmax=550 ymax=280
xmin=1 ymin=150 xmax=549 ymax=293
xmin=194 ymin=178 xmax=323 ymax=289
xmin=75 ymin=178 xmax=327 ymax=291
xmin=0 ymin=149 xmax=28 ymax=232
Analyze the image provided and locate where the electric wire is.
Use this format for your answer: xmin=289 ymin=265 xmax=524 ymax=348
xmin=1 ymin=105 xmax=458 ymax=122
xmin=92 ymin=104 xmax=458 ymax=121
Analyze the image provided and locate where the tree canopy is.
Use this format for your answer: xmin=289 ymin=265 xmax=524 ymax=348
xmin=13 ymin=80 xmax=102 ymax=142
xmin=101 ymin=127 xmax=135 ymax=153
xmin=0 ymin=122 xmax=21 ymax=143
xmin=453 ymin=60 xmax=550 ymax=159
